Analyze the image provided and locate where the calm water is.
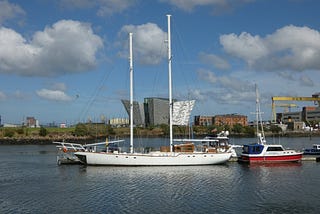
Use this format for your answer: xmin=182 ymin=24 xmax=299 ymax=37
xmin=1 ymin=137 xmax=320 ymax=214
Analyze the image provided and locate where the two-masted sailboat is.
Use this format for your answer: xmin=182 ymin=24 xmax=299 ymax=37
xmin=74 ymin=15 xmax=232 ymax=166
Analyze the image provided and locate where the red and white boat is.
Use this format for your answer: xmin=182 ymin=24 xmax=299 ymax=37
xmin=239 ymin=141 xmax=303 ymax=163
xmin=238 ymin=85 xmax=302 ymax=163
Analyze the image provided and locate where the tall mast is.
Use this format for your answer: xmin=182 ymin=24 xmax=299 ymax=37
xmin=255 ymin=84 xmax=259 ymax=142
xmin=167 ymin=14 xmax=173 ymax=152
xmin=255 ymin=84 xmax=265 ymax=144
xmin=129 ymin=33 xmax=134 ymax=153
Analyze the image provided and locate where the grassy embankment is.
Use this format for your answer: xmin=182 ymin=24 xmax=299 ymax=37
xmin=0 ymin=123 xmax=318 ymax=145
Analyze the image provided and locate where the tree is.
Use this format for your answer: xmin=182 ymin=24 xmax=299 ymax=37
xmin=232 ymin=124 xmax=244 ymax=134
xmin=39 ymin=127 xmax=48 ymax=137
xmin=243 ymin=126 xmax=255 ymax=137
xmin=269 ymin=125 xmax=282 ymax=134
xmin=106 ymin=125 xmax=115 ymax=135
xmin=74 ymin=123 xmax=88 ymax=136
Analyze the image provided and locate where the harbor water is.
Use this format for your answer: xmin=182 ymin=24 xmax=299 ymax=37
xmin=1 ymin=137 xmax=320 ymax=213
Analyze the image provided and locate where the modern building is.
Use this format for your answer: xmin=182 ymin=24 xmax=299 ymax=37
xmin=144 ymin=97 xmax=170 ymax=126
xmin=122 ymin=97 xmax=182 ymax=127
xmin=121 ymin=100 xmax=145 ymax=126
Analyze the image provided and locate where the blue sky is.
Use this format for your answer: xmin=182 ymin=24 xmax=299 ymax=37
xmin=1 ymin=0 xmax=320 ymax=125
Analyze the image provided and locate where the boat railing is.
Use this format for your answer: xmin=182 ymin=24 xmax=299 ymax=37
xmin=53 ymin=141 xmax=86 ymax=152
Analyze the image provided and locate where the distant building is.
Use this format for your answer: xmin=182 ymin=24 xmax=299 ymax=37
xmin=122 ymin=97 xmax=183 ymax=127
xmin=144 ymin=97 xmax=170 ymax=126
xmin=276 ymin=106 xmax=320 ymax=130
xmin=109 ymin=118 xmax=129 ymax=127
xmin=194 ymin=114 xmax=247 ymax=127
xmin=213 ymin=114 xmax=247 ymax=127
xmin=194 ymin=116 xmax=214 ymax=126
xmin=3 ymin=123 xmax=20 ymax=128
xmin=280 ymin=111 xmax=302 ymax=123
xmin=121 ymin=100 xmax=145 ymax=126
xmin=26 ymin=117 xmax=39 ymax=128
xmin=302 ymin=106 xmax=320 ymax=122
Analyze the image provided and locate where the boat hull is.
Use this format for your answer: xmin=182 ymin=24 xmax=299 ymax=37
xmin=239 ymin=153 xmax=302 ymax=163
xmin=74 ymin=152 xmax=232 ymax=166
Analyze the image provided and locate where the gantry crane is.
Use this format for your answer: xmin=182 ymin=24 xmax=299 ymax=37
xmin=274 ymin=103 xmax=298 ymax=112
xmin=271 ymin=93 xmax=320 ymax=123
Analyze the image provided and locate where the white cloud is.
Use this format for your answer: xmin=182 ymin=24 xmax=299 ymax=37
xmin=119 ymin=23 xmax=167 ymax=65
xmin=36 ymin=89 xmax=73 ymax=101
xmin=0 ymin=0 xmax=25 ymax=24
xmin=195 ymin=68 xmax=256 ymax=105
xmin=96 ymin=0 xmax=136 ymax=16
xmin=0 ymin=20 xmax=103 ymax=77
xmin=59 ymin=0 xmax=136 ymax=16
xmin=160 ymin=0 xmax=254 ymax=14
xmin=197 ymin=68 xmax=218 ymax=83
xmin=60 ymin=0 xmax=94 ymax=8
xmin=218 ymin=76 xmax=252 ymax=92
xmin=199 ymin=52 xmax=230 ymax=70
xmin=220 ymin=25 xmax=320 ymax=72
xmin=220 ymin=32 xmax=268 ymax=66
xmin=188 ymin=89 xmax=206 ymax=102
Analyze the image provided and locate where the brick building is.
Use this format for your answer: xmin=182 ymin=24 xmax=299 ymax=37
xmin=194 ymin=114 xmax=247 ymax=127
xmin=214 ymin=114 xmax=247 ymax=127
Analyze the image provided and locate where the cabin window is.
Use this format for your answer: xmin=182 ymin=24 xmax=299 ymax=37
xmin=243 ymin=146 xmax=249 ymax=154
xmin=253 ymin=146 xmax=261 ymax=153
xmin=267 ymin=147 xmax=284 ymax=151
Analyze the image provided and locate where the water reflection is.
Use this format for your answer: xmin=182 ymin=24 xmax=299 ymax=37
xmin=1 ymin=140 xmax=320 ymax=213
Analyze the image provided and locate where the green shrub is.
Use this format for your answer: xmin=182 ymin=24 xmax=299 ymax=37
xmin=39 ymin=127 xmax=48 ymax=136
xmin=4 ymin=129 xmax=15 ymax=138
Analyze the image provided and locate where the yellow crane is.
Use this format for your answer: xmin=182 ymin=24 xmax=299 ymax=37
xmin=274 ymin=103 xmax=298 ymax=112
xmin=271 ymin=94 xmax=320 ymax=123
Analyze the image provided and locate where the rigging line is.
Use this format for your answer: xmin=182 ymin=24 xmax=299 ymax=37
xmin=150 ymin=35 xmax=167 ymax=98
xmin=171 ymin=18 xmax=195 ymax=100
xmin=78 ymin=65 xmax=115 ymax=122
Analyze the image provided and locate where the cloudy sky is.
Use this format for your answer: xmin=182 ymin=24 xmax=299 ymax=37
xmin=1 ymin=0 xmax=320 ymax=125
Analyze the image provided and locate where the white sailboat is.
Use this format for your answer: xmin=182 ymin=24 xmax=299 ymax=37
xmin=74 ymin=15 xmax=232 ymax=166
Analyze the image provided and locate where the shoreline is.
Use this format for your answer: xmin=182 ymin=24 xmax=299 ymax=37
xmin=1 ymin=131 xmax=319 ymax=145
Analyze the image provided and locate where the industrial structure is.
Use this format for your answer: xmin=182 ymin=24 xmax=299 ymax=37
xmin=272 ymin=93 xmax=320 ymax=130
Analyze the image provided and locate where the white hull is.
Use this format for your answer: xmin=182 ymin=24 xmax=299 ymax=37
xmin=74 ymin=151 xmax=232 ymax=166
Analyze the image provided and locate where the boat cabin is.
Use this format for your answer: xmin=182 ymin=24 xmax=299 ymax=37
xmin=242 ymin=144 xmax=286 ymax=155
xmin=101 ymin=143 xmax=119 ymax=153
xmin=173 ymin=143 xmax=195 ymax=153
xmin=303 ymin=144 xmax=320 ymax=155
xmin=312 ymin=144 xmax=320 ymax=150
